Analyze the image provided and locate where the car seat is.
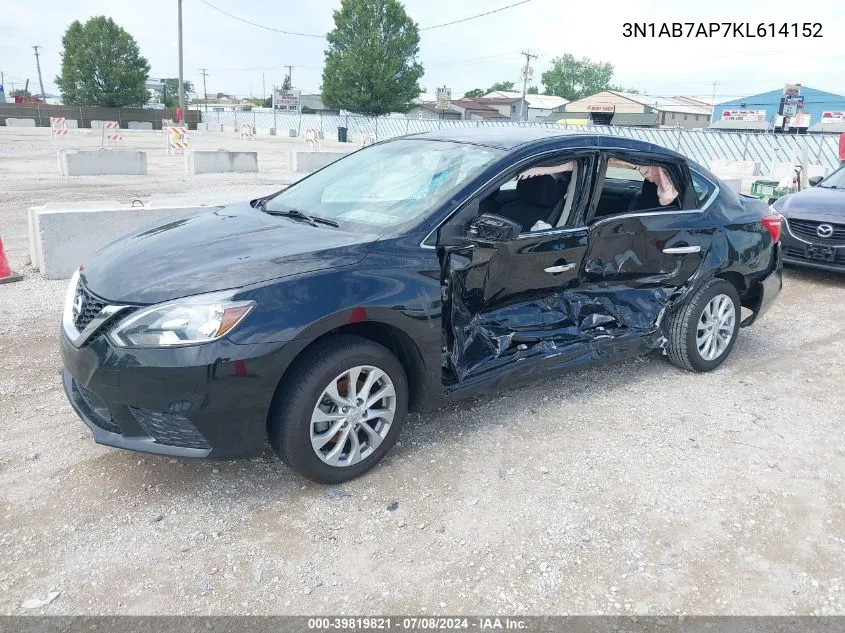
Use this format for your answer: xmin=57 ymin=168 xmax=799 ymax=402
xmin=497 ymin=175 xmax=567 ymax=232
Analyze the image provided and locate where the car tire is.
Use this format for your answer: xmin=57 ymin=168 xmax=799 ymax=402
xmin=268 ymin=335 xmax=408 ymax=484
xmin=665 ymin=277 xmax=741 ymax=372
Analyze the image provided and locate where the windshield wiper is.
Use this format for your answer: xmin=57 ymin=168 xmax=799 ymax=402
xmin=258 ymin=202 xmax=339 ymax=228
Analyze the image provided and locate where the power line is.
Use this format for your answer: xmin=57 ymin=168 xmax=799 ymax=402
xmin=198 ymin=0 xmax=535 ymax=37
xmin=198 ymin=0 xmax=325 ymax=37
xmin=421 ymin=0 xmax=533 ymax=30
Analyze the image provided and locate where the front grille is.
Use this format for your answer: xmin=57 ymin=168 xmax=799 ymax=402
xmin=72 ymin=282 xmax=107 ymax=331
xmin=784 ymin=246 xmax=845 ymax=266
xmin=787 ymin=218 xmax=845 ymax=246
xmin=129 ymin=407 xmax=211 ymax=450
xmin=73 ymin=380 xmax=121 ymax=434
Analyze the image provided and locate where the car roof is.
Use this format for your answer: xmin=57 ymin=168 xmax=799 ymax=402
xmin=403 ymin=127 xmax=686 ymax=158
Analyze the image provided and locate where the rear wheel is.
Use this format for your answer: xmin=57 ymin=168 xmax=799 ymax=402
xmin=268 ymin=335 xmax=408 ymax=483
xmin=665 ymin=278 xmax=741 ymax=372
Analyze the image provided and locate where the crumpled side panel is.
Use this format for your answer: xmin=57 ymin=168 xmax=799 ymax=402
xmin=448 ymin=254 xmax=674 ymax=381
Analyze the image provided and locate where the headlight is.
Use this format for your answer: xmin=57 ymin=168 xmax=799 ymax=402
xmin=109 ymin=291 xmax=255 ymax=348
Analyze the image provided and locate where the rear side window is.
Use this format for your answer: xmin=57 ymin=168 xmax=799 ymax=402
xmin=691 ymin=171 xmax=717 ymax=208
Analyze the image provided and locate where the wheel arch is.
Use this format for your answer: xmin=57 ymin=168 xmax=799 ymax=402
xmin=266 ymin=318 xmax=430 ymax=443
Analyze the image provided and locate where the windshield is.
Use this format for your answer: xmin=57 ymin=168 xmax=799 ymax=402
xmin=818 ymin=165 xmax=845 ymax=189
xmin=265 ymin=139 xmax=503 ymax=232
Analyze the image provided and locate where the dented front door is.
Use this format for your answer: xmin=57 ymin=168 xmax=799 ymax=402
xmin=444 ymin=227 xmax=590 ymax=383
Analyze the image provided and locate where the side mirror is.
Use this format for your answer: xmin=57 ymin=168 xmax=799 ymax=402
xmin=468 ymin=214 xmax=521 ymax=243
xmin=808 ymin=176 xmax=824 ymax=187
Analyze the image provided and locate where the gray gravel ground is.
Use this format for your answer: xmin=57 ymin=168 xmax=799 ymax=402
xmin=1 ymin=128 xmax=844 ymax=616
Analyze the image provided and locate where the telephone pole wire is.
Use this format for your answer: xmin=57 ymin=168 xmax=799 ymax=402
xmin=519 ymin=50 xmax=537 ymax=121
xmin=199 ymin=68 xmax=209 ymax=113
xmin=33 ymin=45 xmax=45 ymax=98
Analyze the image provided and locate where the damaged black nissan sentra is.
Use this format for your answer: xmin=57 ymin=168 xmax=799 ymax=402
xmin=61 ymin=129 xmax=783 ymax=483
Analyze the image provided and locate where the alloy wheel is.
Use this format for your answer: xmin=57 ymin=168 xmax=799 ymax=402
xmin=696 ymin=293 xmax=736 ymax=362
xmin=310 ymin=365 xmax=396 ymax=467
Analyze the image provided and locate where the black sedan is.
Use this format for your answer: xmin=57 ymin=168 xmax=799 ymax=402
xmin=61 ymin=130 xmax=783 ymax=483
xmin=773 ymin=166 xmax=845 ymax=272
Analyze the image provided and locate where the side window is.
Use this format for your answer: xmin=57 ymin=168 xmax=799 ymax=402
xmin=478 ymin=158 xmax=583 ymax=233
xmin=691 ymin=171 xmax=717 ymax=208
xmin=592 ymin=157 xmax=681 ymax=222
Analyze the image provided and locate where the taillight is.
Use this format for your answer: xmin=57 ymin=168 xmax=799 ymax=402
xmin=761 ymin=216 xmax=782 ymax=242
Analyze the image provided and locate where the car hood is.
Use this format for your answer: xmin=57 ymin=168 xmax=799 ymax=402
xmin=777 ymin=187 xmax=845 ymax=221
xmin=81 ymin=202 xmax=377 ymax=304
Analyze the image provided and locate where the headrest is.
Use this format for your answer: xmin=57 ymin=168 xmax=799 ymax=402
xmin=516 ymin=175 xmax=565 ymax=207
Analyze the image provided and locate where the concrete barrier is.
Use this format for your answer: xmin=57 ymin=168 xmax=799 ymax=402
xmin=292 ymin=150 xmax=351 ymax=173
xmin=57 ymin=149 xmax=148 ymax=176
xmin=708 ymin=159 xmax=760 ymax=178
xmin=64 ymin=120 xmax=80 ymax=129
xmin=127 ymin=121 xmax=153 ymax=130
xmin=721 ymin=179 xmax=742 ymax=194
xmin=5 ymin=118 xmax=37 ymax=127
xmin=28 ymin=202 xmax=223 ymax=279
xmin=185 ymin=150 xmax=259 ymax=174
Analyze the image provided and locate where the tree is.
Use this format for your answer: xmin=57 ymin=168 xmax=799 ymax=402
xmin=281 ymin=74 xmax=292 ymax=91
xmin=10 ymin=88 xmax=32 ymax=97
xmin=160 ymin=78 xmax=195 ymax=107
xmin=55 ymin=16 xmax=150 ymax=107
xmin=527 ymin=86 xmax=539 ymax=94
xmin=321 ymin=0 xmax=424 ymax=116
xmin=487 ymin=80 xmax=516 ymax=93
xmin=462 ymin=88 xmax=485 ymax=99
xmin=540 ymin=54 xmax=620 ymax=101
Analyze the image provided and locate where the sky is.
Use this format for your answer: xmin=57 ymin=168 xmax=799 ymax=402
xmin=1 ymin=0 xmax=843 ymax=103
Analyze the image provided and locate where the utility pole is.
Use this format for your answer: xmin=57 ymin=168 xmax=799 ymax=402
xmin=519 ymin=50 xmax=537 ymax=122
xmin=199 ymin=68 xmax=209 ymax=113
xmin=33 ymin=45 xmax=45 ymax=98
xmin=710 ymin=80 xmax=720 ymax=125
xmin=177 ymin=0 xmax=185 ymax=119
xmin=285 ymin=65 xmax=293 ymax=88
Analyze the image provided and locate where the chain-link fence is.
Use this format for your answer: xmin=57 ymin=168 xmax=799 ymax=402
xmin=201 ymin=109 xmax=842 ymax=176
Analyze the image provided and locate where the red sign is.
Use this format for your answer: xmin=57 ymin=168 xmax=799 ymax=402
xmin=588 ymin=105 xmax=615 ymax=113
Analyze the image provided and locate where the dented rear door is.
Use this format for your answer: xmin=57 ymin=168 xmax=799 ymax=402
xmin=578 ymin=210 xmax=713 ymax=339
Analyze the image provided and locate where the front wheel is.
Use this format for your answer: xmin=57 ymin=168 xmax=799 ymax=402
xmin=665 ymin=278 xmax=741 ymax=372
xmin=268 ymin=335 xmax=408 ymax=483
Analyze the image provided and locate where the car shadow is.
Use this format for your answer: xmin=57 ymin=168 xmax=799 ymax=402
xmin=89 ymin=329 xmax=783 ymax=497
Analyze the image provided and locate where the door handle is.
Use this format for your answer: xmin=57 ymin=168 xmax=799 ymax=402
xmin=544 ymin=263 xmax=576 ymax=273
xmin=662 ymin=245 xmax=701 ymax=254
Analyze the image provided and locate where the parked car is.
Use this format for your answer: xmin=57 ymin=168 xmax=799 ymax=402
xmin=772 ymin=165 xmax=845 ymax=273
xmin=61 ymin=130 xmax=783 ymax=483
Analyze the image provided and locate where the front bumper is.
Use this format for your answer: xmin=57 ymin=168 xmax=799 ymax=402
xmin=61 ymin=330 xmax=296 ymax=459
xmin=780 ymin=220 xmax=845 ymax=273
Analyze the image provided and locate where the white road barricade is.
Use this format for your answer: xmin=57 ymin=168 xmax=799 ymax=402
xmin=304 ymin=128 xmax=320 ymax=149
xmin=50 ymin=117 xmax=69 ymax=139
xmin=291 ymin=150 xmax=351 ymax=173
xmin=28 ymin=202 xmax=223 ymax=279
xmin=239 ymin=123 xmax=256 ymax=140
xmin=185 ymin=150 xmax=259 ymax=174
xmin=101 ymin=121 xmax=123 ymax=145
xmin=57 ymin=149 xmax=147 ymax=176
xmin=166 ymin=126 xmax=189 ymax=154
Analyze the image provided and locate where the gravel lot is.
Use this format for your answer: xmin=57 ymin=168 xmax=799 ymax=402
xmin=1 ymin=128 xmax=844 ymax=616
